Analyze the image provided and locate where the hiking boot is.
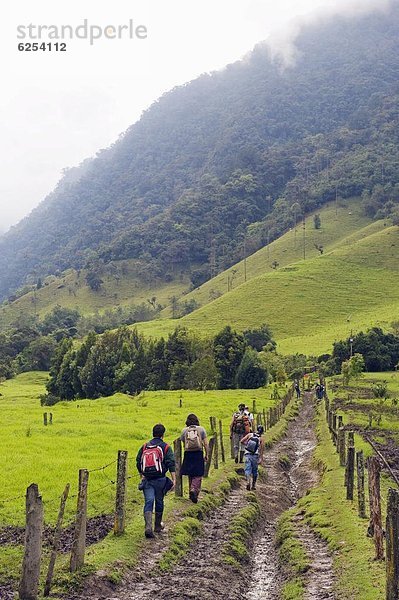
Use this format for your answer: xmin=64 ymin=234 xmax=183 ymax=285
xmin=154 ymin=512 xmax=165 ymax=533
xmin=239 ymin=451 xmax=244 ymax=463
xmin=144 ymin=512 xmax=155 ymax=538
xmin=235 ymin=456 xmax=238 ymax=463
xmin=252 ymin=476 xmax=257 ymax=491
xmin=189 ymin=490 xmax=198 ymax=503
xmin=246 ymin=482 xmax=251 ymax=491
xmin=251 ymin=483 xmax=256 ymax=490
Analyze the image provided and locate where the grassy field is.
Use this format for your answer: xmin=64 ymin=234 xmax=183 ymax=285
xmin=0 ymin=371 xmax=287 ymax=592
xmin=0 ymin=372 xmax=284 ymax=525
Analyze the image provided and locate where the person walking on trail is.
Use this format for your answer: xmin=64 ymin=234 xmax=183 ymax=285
xmin=315 ymin=382 xmax=325 ymax=401
xmin=230 ymin=403 xmax=251 ymax=464
xmin=180 ymin=413 xmax=209 ymax=504
xmin=136 ymin=423 xmax=176 ymax=538
xmin=294 ymin=379 xmax=301 ymax=399
xmin=241 ymin=425 xmax=265 ymax=491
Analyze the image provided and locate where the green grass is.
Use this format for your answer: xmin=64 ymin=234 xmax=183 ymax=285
xmin=0 ymin=372 xmax=284 ymax=525
xmin=0 ymin=371 xmax=287 ymax=592
xmin=161 ymin=199 xmax=373 ymax=318
xmin=135 ymin=201 xmax=398 ymax=355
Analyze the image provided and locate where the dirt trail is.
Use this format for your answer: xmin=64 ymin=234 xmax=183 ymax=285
xmin=244 ymin=392 xmax=321 ymax=599
xmin=71 ymin=393 xmax=335 ymax=600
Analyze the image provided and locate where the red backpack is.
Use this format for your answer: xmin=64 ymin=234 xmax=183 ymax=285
xmin=141 ymin=443 xmax=169 ymax=478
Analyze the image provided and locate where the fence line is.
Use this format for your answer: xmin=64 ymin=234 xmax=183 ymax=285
xmin=323 ymin=386 xmax=399 ymax=596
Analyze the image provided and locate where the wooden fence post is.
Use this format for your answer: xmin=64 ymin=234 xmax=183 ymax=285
xmin=174 ymin=439 xmax=183 ymax=497
xmin=44 ymin=483 xmax=70 ymax=596
xmin=70 ymin=469 xmax=89 ymax=572
xmin=345 ymin=431 xmax=354 ymax=487
xmin=262 ymin=409 xmax=267 ymax=430
xmin=218 ymin=420 xmax=225 ymax=463
xmin=338 ymin=428 xmax=346 ymax=467
xmin=356 ymin=450 xmax=366 ymax=519
xmin=43 ymin=412 xmax=48 ymax=426
xmin=114 ymin=450 xmax=128 ymax=535
xmin=386 ymin=488 xmax=399 ymax=600
xmin=346 ymin=435 xmax=355 ymax=501
xmin=49 ymin=413 xmax=53 ymax=425
xmin=213 ymin=432 xmax=219 ymax=470
xmin=332 ymin=414 xmax=337 ymax=445
xmin=252 ymin=399 xmax=256 ymax=415
xmin=230 ymin=435 xmax=234 ymax=459
xmin=204 ymin=436 xmax=215 ymax=477
xmin=368 ymin=456 xmax=384 ymax=560
xmin=19 ymin=484 xmax=43 ymax=600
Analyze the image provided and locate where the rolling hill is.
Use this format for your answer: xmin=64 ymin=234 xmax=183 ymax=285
xmin=135 ymin=199 xmax=399 ymax=355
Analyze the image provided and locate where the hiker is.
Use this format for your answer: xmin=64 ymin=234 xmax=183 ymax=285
xmin=136 ymin=423 xmax=176 ymax=538
xmin=230 ymin=403 xmax=251 ymax=463
xmin=241 ymin=425 xmax=265 ymax=491
xmin=180 ymin=413 xmax=209 ymax=503
xmin=315 ymin=382 xmax=325 ymax=401
xmin=244 ymin=405 xmax=255 ymax=430
xmin=294 ymin=379 xmax=301 ymax=399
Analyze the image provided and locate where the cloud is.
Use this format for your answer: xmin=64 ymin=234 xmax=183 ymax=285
xmin=265 ymin=0 xmax=395 ymax=66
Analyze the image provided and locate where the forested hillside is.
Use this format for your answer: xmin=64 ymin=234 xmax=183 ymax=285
xmin=1 ymin=5 xmax=399 ymax=300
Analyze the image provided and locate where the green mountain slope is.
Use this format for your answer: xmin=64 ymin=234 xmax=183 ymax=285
xmin=1 ymin=5 xmax=399 ymax=300
xmin=181 ymin=226 xmax=399 ymax=354
xmin=135 ymin=200 xmax=398 ymax=355
xmin=0 ymin=261 xmax=188 ymax=329
xmin=160 ymin=199 xmax=373 ymax=316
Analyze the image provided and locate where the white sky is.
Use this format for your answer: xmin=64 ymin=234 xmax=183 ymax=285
xmin=0 ymin=0 xmax=392 ymax=232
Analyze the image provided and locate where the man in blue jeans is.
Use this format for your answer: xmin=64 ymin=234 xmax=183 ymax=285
xmin=241 ymin=425 xmax=265 ymax=491
xmin=136 ymin=423 xmax=176 ymax=538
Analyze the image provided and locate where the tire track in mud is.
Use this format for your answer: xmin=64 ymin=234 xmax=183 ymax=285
xmin=71 ymin=393 xmax=335 ymax=600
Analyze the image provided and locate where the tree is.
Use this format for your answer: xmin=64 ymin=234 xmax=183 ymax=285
xmin=86 ymin=269 xmax=103 ymax=292
xmin=213 ymin=326 xmax=246 ymax=389
xmin=236 ymin=348 xmax=267 ymax=389
xmin=186 ymin=356 xmax=219 ymax=391
xmin=341 ymin=353 xmax=365 ymax=385
xmin=18 ymin=336 xmax=57 ymax=371
xmin=243 ymin=324 xmax=275 ymax=351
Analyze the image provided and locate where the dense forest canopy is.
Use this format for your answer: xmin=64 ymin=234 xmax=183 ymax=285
xmin=1 ymin=5 xmax=399 ymax=299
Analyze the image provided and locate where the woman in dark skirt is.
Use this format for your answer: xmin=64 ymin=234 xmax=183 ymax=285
xmin=180 ymin=413 xmax=209 ymax=503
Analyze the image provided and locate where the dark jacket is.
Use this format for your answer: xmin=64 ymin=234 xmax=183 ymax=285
xmin=136 ymin=437 xmax=176 ymax=477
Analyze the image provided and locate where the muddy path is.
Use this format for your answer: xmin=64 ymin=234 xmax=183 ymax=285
xmin=70 ymin=393 xmax=334 ymax=600
xmin=245 ymin=392 xmax=322 ymax=600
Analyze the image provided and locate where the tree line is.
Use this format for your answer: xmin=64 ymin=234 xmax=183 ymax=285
xmin=42 ymin=324 xmax=282 ymax=404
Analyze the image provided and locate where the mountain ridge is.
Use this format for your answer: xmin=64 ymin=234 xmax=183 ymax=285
xmin=1 ymin=3 xmax=399 ymax=301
